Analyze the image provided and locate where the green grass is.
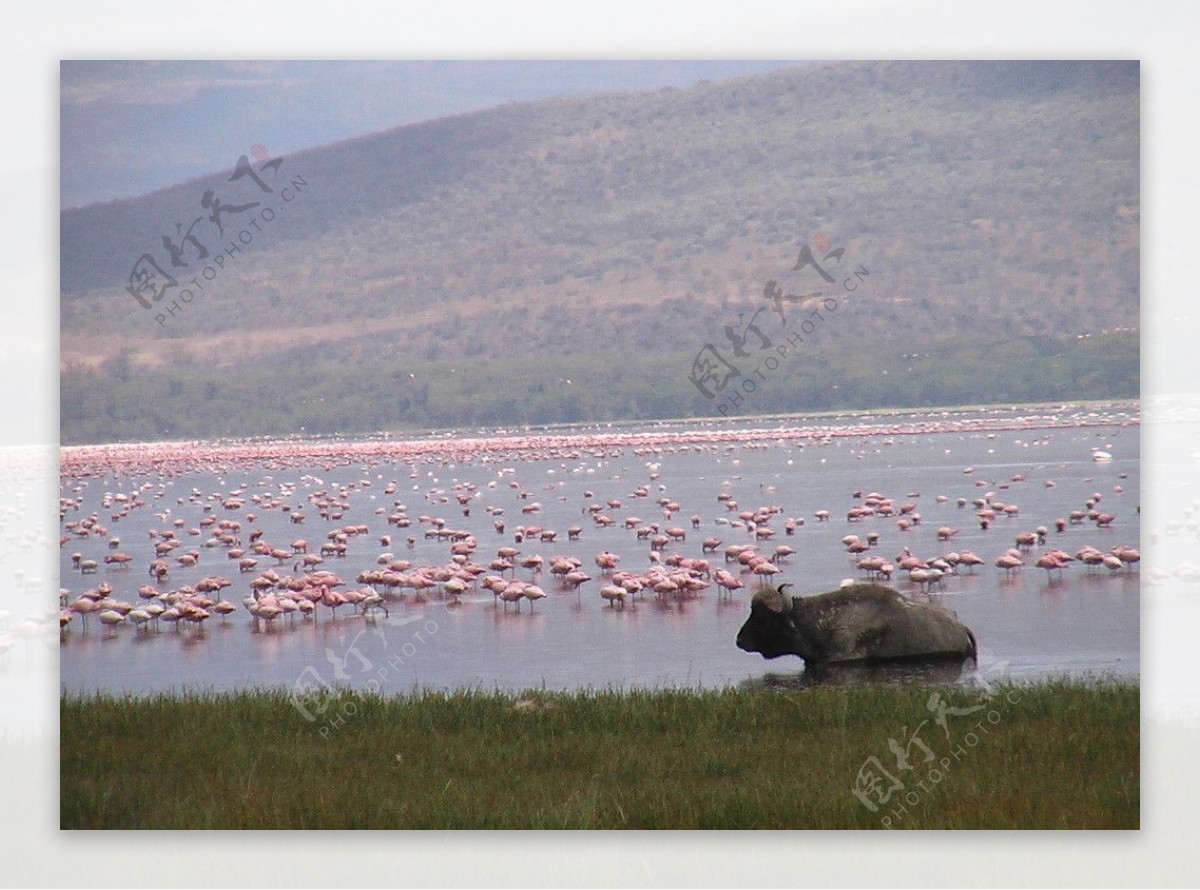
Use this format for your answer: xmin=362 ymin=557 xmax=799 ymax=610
xmin=61 ymin=680 xmax=1138 ymax=829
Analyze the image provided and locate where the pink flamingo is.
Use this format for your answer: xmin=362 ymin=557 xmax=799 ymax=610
xmin=599 ymin=585 xmax=627 ymax=608
xmin=1113 ymin=546 xmax=1140 ymax=571
xmin=594 ymin=551 xmax=621 ymax=572
xmin=499 ymin=582 xmax=525 ymax=612
xmin=320 ymin=585 xmax=348 ymax=618
xmin=1035 ymin=553 xmax=1067 ymax=580
xmin=957 ymin=550 xmax=985 ymax=572
xmin=714 ymin=569 xmax=744 ymax=597
xmin=98 ymin=609 xmax=125 ymax=633
xmin=68 ymin=596 xmax=100 ymax=630
xmin=752 ymin=562 xmax=781 ymax=583
xmin=995 ymin=553 xmax=1023 ymax=576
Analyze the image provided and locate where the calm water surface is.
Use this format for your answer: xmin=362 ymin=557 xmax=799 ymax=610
xmin=59 ymin=408 xmax=1140 ymax=698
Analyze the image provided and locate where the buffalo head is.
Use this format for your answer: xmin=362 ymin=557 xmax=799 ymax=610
xmin=736 ymin=583 xmax=801 ymax=659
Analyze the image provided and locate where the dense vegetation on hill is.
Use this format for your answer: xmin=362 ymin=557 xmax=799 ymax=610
xmin=61 ymin=330 xmax=1136 ymax=443
xmin=61 ymin=61 xmax=1138 ymax=444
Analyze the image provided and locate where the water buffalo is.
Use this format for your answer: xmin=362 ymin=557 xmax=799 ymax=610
xmin=736 ymin=582 xmax=977 ymax=665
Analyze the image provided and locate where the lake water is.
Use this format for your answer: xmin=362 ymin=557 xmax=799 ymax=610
xmin=59 ymin=406 xmax=1140 ymax=702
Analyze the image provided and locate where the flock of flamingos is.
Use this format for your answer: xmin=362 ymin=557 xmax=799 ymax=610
xmin=51 ymin=413 xmax=1143 ymax=650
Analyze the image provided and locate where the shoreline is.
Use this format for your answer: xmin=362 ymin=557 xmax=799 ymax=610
xmin=60 ymin=399 xmax=1139 ymax=477
xmin=60 ymin=668 xmax=1141 ymax=703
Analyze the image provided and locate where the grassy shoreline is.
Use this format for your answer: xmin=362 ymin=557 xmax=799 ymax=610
xmin=61 ymin=680 xmax=1138 ymax=830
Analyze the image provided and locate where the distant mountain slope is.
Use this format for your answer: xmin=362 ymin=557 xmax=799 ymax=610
xmin=61 ymin=60 xmax=1138 ymax=444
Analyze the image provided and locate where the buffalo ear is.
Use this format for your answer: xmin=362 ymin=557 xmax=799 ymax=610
xmin=751 ymin=586 xmax=789 ymax=614
xmin=776 ymin=583 xmax=796 ymax=613
xmin=775 ymin=584 xmax=798 ymax=630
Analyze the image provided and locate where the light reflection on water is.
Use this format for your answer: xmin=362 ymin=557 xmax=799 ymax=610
xmin=60 ymin=409 xmax=1140 ymax=697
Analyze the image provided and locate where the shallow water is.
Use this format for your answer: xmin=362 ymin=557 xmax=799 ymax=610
xmin=59 ymin=407 xmax=1140 ymax=700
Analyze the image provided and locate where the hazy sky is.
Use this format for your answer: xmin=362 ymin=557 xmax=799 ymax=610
xmin=60 ymin=60 xmax=804 ymax=208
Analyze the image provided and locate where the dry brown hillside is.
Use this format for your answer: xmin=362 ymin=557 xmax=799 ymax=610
xmin=61 ymin=60 xmax=1138 ymax=443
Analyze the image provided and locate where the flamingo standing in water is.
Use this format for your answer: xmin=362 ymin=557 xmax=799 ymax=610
xmin=182 ymin=605 xmax=210 ymax=630
xmin=1077 ymin=546 xmax=1105 ymax=571
xmin=499 ymin=582 xmax=526 ymax=612
xmin=68 ymin=596 xmax=100 ymax=630
xmin=1112 ymin=546 xmax=1140 ymax=571
xmin=98 ymin=609 xmax=125 ymax=633
xmin=995 ymin=553 xmax=1023 ymax=577
xmin=320 ymin=584 xmax=348 ymax=618
xmin=714 ymin=569 xmax=744 ymax=597
xmin=254 ymin=601 xmax=284 ymax=628
xmin=751 ymin=562 xmax=781 ymax=584
xmin=1035 ymin=552 xmax=1067 ymax=580
xmin=957 ymin=551 xmax=986 ymax=572
xmin=594 ymin=551 xmax=621 ymax=573
xmin=599 ymin=585 xmax=627 ymax=608
xmin=127 ymin=609 xmax=153 ymax=631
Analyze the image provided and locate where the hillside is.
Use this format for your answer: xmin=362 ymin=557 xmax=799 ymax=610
xmin=60 ymin=60 xmax=1139 ymax=444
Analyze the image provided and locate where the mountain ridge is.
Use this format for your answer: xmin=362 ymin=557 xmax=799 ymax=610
xmin=60 ymin=60 xmax=1139 ymax=443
